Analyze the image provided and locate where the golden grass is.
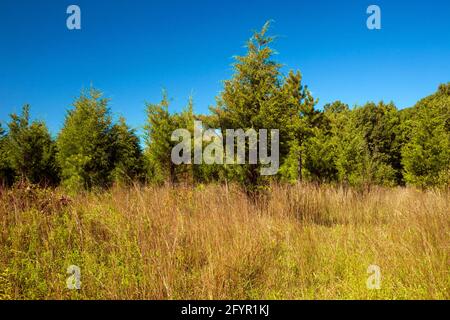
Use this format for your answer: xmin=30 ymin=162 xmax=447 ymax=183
xmin=0 ymin=183 xmax=448 ymax=300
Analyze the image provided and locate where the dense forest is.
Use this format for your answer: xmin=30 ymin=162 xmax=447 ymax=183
xmin=1 ymin=23 xmax=449 ymax=191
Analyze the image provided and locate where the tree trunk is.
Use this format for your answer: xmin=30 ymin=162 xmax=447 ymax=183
xmin=298 ymin=150 xmax=303 ymax=182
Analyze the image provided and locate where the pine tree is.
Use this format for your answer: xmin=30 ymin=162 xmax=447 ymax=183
xmin=402 ymin=83 xmax=450 ymax=187
xmin=301 ymin=101 xmax=349 ymax=183
xmin=211 ymin=22 xmax=319 ymax=191
xmin=193 ymin=113 xmax=229 ymax=184
xmin=352 ymin=101 xmax=402 ymax=186
xmin=171 ymin=97 xmax=197 ymax=183
xmin=56 ymin=88 xmax=114 ymax=190
xmin=278 ymin=71 xmax=319 ymax=182
xmin=5 ymin=105 xmax=58 ymax=185
xmin=303 ymin=127 xmax=338 ymax=183
xmin=110 ymin=117 xmax=144 ymax=185
xmin=330 ymin=107 xmax=370 ymax=186
xmin=210 ymin=22 xmax=282 ymax=192
xmin=144 ymin=92 xmax=178 ymax=184
xmin=0 ymin=123 xmax=14 ymax=186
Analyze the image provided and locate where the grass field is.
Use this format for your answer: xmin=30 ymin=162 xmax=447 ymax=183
xmin=0 ymin=183 xmax=448 ymax=300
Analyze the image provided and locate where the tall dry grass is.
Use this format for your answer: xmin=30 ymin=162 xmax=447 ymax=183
xmin=0 ymin=183 xmax=448 ymax=299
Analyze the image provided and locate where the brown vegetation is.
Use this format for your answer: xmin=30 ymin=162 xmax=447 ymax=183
xmin=0 ymin=183 xmax=448 ymax=299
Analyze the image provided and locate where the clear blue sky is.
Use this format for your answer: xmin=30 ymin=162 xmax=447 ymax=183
xmin=1 ymin=0 xmax=449 ymax=136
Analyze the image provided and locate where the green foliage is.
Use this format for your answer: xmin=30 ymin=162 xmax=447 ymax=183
xmin=57 ymin=89 xmax=115 ymax=190
xmin=210 ymin=22 xmax=319 ymax=191
xmin=144 ymin=92 xmax=176 ymax=184
xmin=304 ymin=100 xmax=404 ymax=187
xmin=279 ymin=71 xmax=320 ymax=182
xmin=144 ymin=92 xmax=195 ymax=184
xmin=333 ymin=112 xmax=370 ymax=186
xmin=0 ymin=123 xmax=14 ymax=186
xmin=110 ymin=117 xmax=144 ymax=185
xmin=301 ymin=101 xmax=349 ymax=183
xmin=210 ymin=22 xmax=284 ymax=191
xmin=302 ymin=101 xmax=402 ymax=187
xmin=352 ymin=102 xmax=403 ymax=185
xmin=303 ymin=127 xmax=338 ymax=183
xmin=0 ymin=25 xmax=448 ymax=191
xmin=171 ymin=97 xmax=197 ymax=183
xmin=402 ymin=83 xmax=450 ymax=187
xmin=4 ymin=105 xmax=58 ymax=185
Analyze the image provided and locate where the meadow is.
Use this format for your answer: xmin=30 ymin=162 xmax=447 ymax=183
xmin=0 ymin=183 xmax=448 ymax=300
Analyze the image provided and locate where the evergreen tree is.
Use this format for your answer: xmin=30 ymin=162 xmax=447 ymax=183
xmin=194 ymin=113 xmax=229 ymax=184
xmin=171 ymin=97 xmax=197 ymax=183
xmin=303 ymin=127 xmax=338 ymax=183
xmin=211 ymin=22 xmax=318 ymax=191
xmin=57 ymin=88 xmax=114 ymax=190
xmin=210 ymin=22 xmax=282 ymax=191
xmin=5 ymin=105 xmax=58 ymax=185
xmin=278 ymin=71 xmax=319 ymax=182
xmin=352 ymin=102 xmax=402 ymax=186
xmin=302 ymin=101 xmax=350 ymax=183
xmin=146 ymin=94 xmax=198 ymax=185
xmin=0 ymin=123 xmax=14 ymax=186
xmin=303 ymin=101 xmax=350 ymax=183
xmin=402 ymin=83 xmax=450 ymax=187
xmin=1 ymin=25 xmax=447 ymax=191
xmin=314 ymin=101 xmax=402 ymax=187
xmin=144 ymin=92 xmax=184 ymax=184
xmin=110 ymin=117 xmax=144 ymax=184
xmin=331 ymin=107 xmax=371 ymax=186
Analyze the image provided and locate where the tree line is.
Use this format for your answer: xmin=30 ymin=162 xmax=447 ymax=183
xmin=1 ymin=23 xmax=449 ymax=191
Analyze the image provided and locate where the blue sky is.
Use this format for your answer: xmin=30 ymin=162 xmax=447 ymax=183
xmin=1 ymin=0 xmax=449 ymax=136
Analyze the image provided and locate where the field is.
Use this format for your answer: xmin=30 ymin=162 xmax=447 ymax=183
xmin=0 ymin=183 xmax=448 ymax=300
